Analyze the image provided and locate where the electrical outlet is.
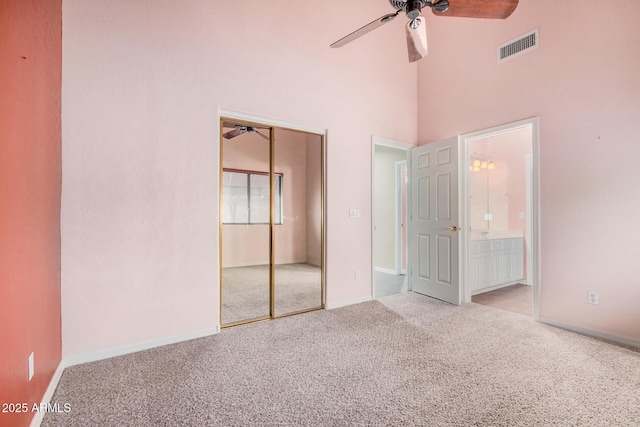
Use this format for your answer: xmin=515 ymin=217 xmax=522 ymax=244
xmin=349 ymin=208 xmax=360 ymax=219
xmin=28 ymin=352 xmax=34 ymax=381
xmin=354 ymin=270 xmax=361 ymax=280
xmin=588 ymin=291 xmax=599 ymax=305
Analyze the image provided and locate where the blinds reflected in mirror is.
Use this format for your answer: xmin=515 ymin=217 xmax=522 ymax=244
xmin=222 ymin=169 xmax=283 ymax=224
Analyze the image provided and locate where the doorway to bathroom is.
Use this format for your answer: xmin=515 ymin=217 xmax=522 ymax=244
xmin=461 ymin=118 xmax=539 ymax=318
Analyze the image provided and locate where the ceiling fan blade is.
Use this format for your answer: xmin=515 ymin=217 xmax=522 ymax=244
xmin=432 ymin=0 xmax=518 ymax=19
xmin=406 ymin=16 xmax=428 ymax=63
xmin=223 ymin=127 xmax=246 ymax=139
xmin=330 ymin=11 xmax=400 ymax=48
xmin=254 ymin=130 xmax=269 ymax=140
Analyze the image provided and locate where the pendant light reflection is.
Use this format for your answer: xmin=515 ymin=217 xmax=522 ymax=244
xmin=470 ymin=152 xmax=495 ymax=172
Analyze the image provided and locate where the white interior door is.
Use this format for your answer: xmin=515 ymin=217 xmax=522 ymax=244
xmin=409 ymin=137 xmax=461 ymax=305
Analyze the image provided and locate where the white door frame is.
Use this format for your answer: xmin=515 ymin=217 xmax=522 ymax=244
xmin=460 ymin=117 xmax=541 ymax=320
xmin=371 ymin=136 xmax=412 ymax=298
xmin=525 ymin=153 xmax=533 ymax=286
xmin=395 ymin=160 xmax=408 ymax=275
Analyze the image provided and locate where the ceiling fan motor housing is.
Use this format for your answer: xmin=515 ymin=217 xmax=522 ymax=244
xmin=390 ymin=0 xmax=429 ymax=19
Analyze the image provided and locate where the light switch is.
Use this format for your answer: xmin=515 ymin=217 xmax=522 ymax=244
xmin=349 ymin=209 xmax=360 ymax=219
xmin=483 ymin=213 xmax=493 ymax=221
xmin=519 ymin=212 xmax=525 ymax=220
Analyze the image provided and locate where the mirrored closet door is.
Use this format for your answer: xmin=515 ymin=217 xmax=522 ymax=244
xmin=220 ymin=119 xmax=324 ymax=327
xmin=273 ymin=129 xmax=323 ymax=317
xmin=220 ymin=120 xmax=272 ymax=325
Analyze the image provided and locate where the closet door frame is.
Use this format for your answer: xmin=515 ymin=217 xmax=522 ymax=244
xmin=219 ymin=112 xmax=326 ymax=328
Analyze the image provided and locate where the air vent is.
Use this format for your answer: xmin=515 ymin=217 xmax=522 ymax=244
xmin=498 ymin=29 xmax=539 ymax=63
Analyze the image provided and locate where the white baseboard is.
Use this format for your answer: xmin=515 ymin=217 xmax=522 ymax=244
xmin=63 ymin=326 xmax=220 ymax=368
xmin=471 ymin=280 xmax=524 ymax=296
xmin=374 ymin=267 xmax=397 ymax=275
xmin=325 ymin=296 xmax=373 ymax=310
xmin=538 ymin=317 xmax=640 ymax=349
xmin=29 ymin=361 xmax=65 ymax=427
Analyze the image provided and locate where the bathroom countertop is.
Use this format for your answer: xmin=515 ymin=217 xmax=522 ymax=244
xmin=470 ymin=230 xmax=523 ymax=241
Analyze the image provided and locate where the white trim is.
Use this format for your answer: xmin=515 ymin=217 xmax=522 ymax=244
xmin=218 ymin=108 xmax=326 ymax=136
xmin=371 ymin=136 xmax=413 ymax=151
xmin=525 ymin=153 xmax=533 ymax=291
xmin=460 ymin=117 xmax=540 ymax=321
xmin=64 ymin=326 xmax=220 ymax=367
xmin=471 ymin=280 xmax=527 ymax=296
xmin=29 ymin=362 xmax=65 ymax=427
xmin=457 ymin=135 xmax=467 ymax=306
xmin=325 ymin=296 xmax=373 ymax=310
xmin=375 ymin=266 xmax=397 ymax=275
xmin=539 ymin=317 xmax=640 ymax=349
xmin=395 ymin=160 xmax=408 ymax=275
xmin=530 ymin=118 xmax=541 ymax=321
xmin=460 ymin=119 xmax=534 ymax=141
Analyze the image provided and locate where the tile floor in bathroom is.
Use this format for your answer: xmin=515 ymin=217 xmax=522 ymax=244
xmin=472 ymin=283 xmax=533 ymax=317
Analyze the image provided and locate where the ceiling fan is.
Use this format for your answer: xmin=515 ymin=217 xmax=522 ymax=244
xmin=223 ymin=124 xmax=269 ymax=140
xmin=330 ymin=0 xmax=519 ymax=62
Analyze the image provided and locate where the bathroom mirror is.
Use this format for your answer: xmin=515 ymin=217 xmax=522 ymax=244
xmin=468 ymin=129 xmax=532 ymax=235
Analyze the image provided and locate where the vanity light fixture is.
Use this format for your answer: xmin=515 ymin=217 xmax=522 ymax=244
xmin=470 ymin=152 xmax=495 ymax=172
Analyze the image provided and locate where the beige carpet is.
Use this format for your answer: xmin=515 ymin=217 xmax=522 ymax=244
xmin=43 ymin=292 xmax=640 ymax=426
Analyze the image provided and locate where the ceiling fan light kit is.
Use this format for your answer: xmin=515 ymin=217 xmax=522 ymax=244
xmin=331 ymin=0 xmax=518 ymax=62
xmin=406 ymin=16 xmax=428 ymax=63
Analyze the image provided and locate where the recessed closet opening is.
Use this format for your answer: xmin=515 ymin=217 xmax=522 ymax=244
xmin=220 ymin=117 xmax=325 ymax=328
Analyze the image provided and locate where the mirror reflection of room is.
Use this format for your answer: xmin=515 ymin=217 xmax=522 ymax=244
xmin=221 ymin=121 xmax=272 ymax=325
xmin=220 ymin=121 xmax=323 ymax=326
xmin=273 ymin=129 xmax=323 ymax=317
xmin=468 ymin=128 xmax=532 ymax=303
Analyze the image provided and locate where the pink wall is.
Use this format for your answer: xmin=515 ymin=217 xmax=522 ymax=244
xmin=0 ymin=1 xmax=62 ymax=425
xmin=61 ymin=0 xmax=418 ymax=359
xmin=418 ymin=1 xmax=640 ymax=341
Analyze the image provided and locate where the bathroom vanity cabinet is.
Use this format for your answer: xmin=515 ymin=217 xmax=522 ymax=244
xmin=469 ymin=237 xmax=524 ymax=294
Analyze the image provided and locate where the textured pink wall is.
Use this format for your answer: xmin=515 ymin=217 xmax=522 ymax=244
xmin=418 ymin=1 xmax=640 ymax=341
xmin=61 ymin=0 xmax=418 ymax=359
xmin=0 ymin=0 xmax=62 ymax=425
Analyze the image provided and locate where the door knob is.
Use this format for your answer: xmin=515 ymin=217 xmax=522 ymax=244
xmin=448 ymin=226 xmax=459 ymax=232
